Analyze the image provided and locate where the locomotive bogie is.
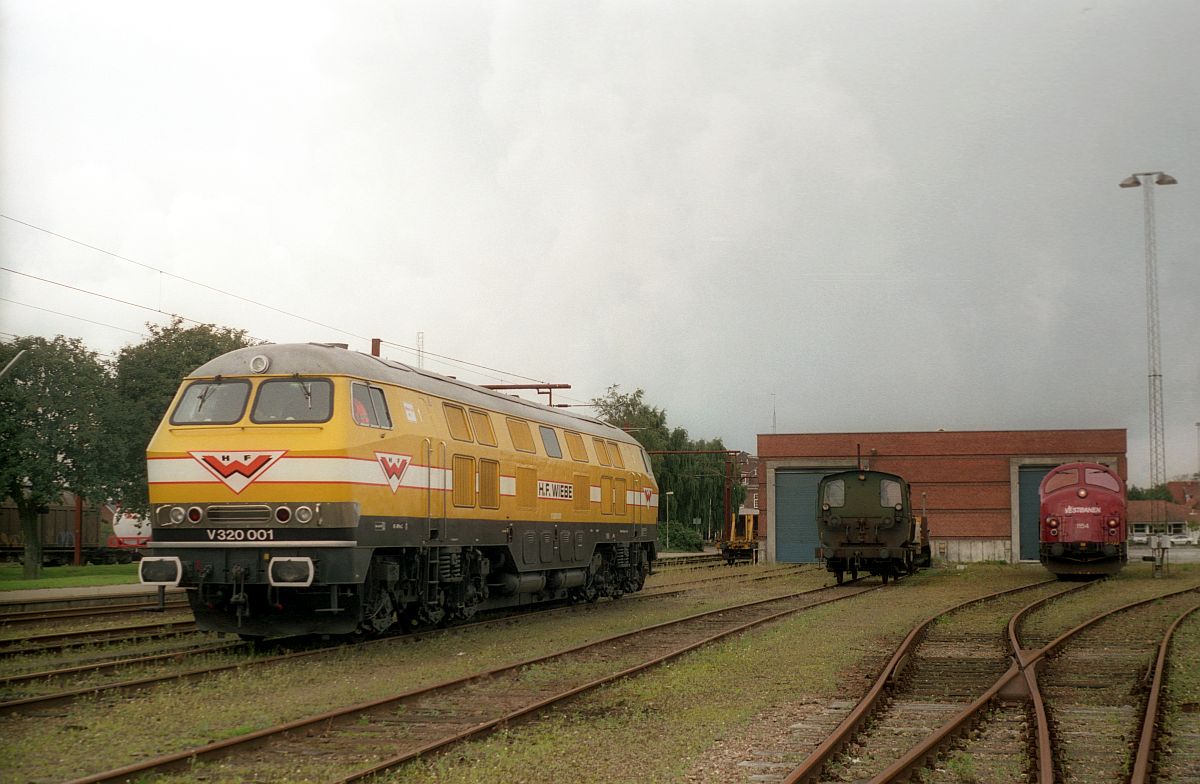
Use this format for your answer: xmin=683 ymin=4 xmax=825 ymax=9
xmin=141 ymin=343 xmax=658 ymax=638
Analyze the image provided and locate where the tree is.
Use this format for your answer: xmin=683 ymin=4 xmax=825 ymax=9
xmin=0 ymin=336 xmax=117 ymax=578
xmin=591 ymin=385 xmax=746 ymax=550
xmin=108 ymin=318 xmax=255 ymax=513
xmin=1128 ymin=484 xmax=1173 ymax=502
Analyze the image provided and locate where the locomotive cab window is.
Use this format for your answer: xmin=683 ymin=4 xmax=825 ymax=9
xmin=350 ymin=382 xmax=391 ymax=428
xmin=539 ymin=426 xmax=563 ymax=459
xmin=171 ymin=379 xmax=251 ymax=424
xmin=1084 ymin=469 xmax=1120 ymax=492
xmin=823 ymin=479 xmax=845 ymax=508
xmin=879 ymin=479 xmax=903 ymax=508
xmin=1043 ymin=469 xmax=1080 ymax=493
xmin=249 ymin=379 xmax=332 ymax=424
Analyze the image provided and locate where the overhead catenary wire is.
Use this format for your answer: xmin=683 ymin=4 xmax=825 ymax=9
xmin=1 ymin=213 xmax=369 ymax=344
xmin=0 ymin=266 xmax=258 ymax=338
xmin=0 ymin=296 xmax=148 ymax=337
xmin=0 ymin=215 xmax=598 ymax=405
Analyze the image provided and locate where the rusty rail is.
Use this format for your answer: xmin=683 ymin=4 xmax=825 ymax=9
xmin=778 ymin=579 xmax=1060 ymax=784
xmin=1129 ymin=601 xmax=1200 ymax=784
xmin=69 ymin=585 xmax=874 ymax=784
xmin=866 ymin=583 xmax=1200 ymax=783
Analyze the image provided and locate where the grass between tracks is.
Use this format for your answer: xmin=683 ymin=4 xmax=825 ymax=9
xmin=4 ymin=562 xmax=1194 ymax=783
xmin=0 ymin=562 xmax=139 ymax=591
xmin=383 ymin=564 xmax=1052 ymax=784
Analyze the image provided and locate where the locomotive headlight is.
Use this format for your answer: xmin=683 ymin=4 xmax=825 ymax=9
xmin=1077 ymin=488 xmax=1088 ymax=498
xmin=828 ymin=515 xmax=841 ymax=528
xmin=1050 ymin=528 xmax=1059 ymax=537
xmin=139 ymin=557 xmax=182 ymax=586
xmin=822 ymin=503 xmax=830 ymax=511
xmin=894 ymin=503 xmax=903 ymax=511
xmin=169 ymin=506 xmax=186 ymax=524
xmin=268 ymin=557 xmax=314 ymax=587
xmin=187 ymin=506 xmax=203 ymax=524
xmin=1107 ymin=518 xmax=1118 ymax=528
xmin=295 ymin=505 xmax=314 ymax=524
xmin=1047 ymin=517 xmax=1058 ymax=526
xmin=275 ymin=506 xmax=292 ymax=523
xmin=250 ymin=354 xmax=271 ymax=373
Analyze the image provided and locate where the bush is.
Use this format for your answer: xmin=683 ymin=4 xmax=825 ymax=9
xmin=662 ymin=526 xmax=705 ymax=552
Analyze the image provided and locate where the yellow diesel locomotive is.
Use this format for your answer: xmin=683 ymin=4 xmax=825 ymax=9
xmin=138 ymin=343 xmax=659 ymax=638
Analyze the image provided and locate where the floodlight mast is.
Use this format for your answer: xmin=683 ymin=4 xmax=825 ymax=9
xmin=1119 ymin=171 xmax=1177 ymax=524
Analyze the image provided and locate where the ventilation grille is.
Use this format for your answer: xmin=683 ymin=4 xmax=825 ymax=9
xmin=206 ymin=505 xmax=272 ymax=523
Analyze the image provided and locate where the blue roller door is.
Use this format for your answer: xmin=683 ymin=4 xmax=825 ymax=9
xmin=775 ymin=470 xmax=836 ymax=563
xmin=1018 ymin=466 xmax=1055 ymax=561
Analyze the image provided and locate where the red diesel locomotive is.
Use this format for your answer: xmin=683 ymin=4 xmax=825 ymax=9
xmin=1039 ymin=462 xmax=1126 ymax=578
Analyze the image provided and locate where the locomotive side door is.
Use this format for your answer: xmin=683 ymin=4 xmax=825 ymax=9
xmin=424 ymin=438 xmax=447 ymax=542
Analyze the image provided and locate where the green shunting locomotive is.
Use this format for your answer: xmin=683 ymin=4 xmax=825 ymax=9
xmin=815 ymin=469 xmax=931 ymax=584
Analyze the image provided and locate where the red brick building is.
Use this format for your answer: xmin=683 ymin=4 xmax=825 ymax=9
xmin=757 ymin=429 xmax=1126 ymax=563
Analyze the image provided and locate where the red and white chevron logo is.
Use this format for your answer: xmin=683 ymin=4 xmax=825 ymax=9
xmin=189 ymin=451 xmax=286 ymax=494
xmin=375 ymin=452 xmax=412 ymax=493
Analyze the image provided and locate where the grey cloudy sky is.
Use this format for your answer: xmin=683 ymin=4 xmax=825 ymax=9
xmin=2 ymin=1 xmax=1197 ymax=484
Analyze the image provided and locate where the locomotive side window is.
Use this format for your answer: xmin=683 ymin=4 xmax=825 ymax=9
xmin=823 ymin=479 xmax=845 ymax=508
xmin=369 ymin=387 xmax=391 ymax=427
xmin=348 ymin=382 xmax=391 ymax=428
xmin=606 ymin=441 xmax=626 ymax=469
xmin=1043 ymin=469 xmax=1079 ymax=493
xmin=564 ymin=431 xmax=589 ymax=462
xmin=249 ymin=379 xmax=332 ymax=424
xmin=507 ymin=418 xmax=536 ymax=453
xmin=171 ymin=379 xmax=251 ymax=424
xmin=443 ymin=403 xmax=473 ymax=442
xmin=539 ymin=426 xmax=563 ymax=459
xmin=879 ymin=479 xmax=903 ymax=508
xmin=468 ymin=409 xmax=497 ymax=447
xmin=593 ymin=438 xmax=611 ymax=466
xmin=1084 ymin=468 xmax=1120 ymax=492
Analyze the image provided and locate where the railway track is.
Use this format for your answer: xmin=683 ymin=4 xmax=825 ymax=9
xmin=0 ymin=595 xmax=189 ymax=627
xmin=774 ymin=579 xmax=1071 ymax=783
xmin=68 ymin=583 xmax=875 ymax=783
xmin=654 ymin=552 xmax=726 ymax=570
xmin=0 ymin=617 xmax=200 ymax=658
xmin=0 ymin=562 xmax=798 ymax=716
xmin=1132 ymin=601 xmax=1200 ymax=783
xmin=1038 ymin=592 xmax=1200 ymax=783
xmin=773 ymin=581 xmax=1200 ymax=784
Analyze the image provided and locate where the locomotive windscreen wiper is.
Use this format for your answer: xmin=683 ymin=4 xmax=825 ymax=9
xmin=295 ymin=375 xmax=313 ymax=409
xmin=195 ymin=375 xmax=223 ymax=413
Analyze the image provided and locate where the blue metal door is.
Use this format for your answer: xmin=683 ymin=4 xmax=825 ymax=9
xmin=775 ymin=470 xmax=833 ymax=563
xmin=1018 ymin=466 xmax=1055 ymax=561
